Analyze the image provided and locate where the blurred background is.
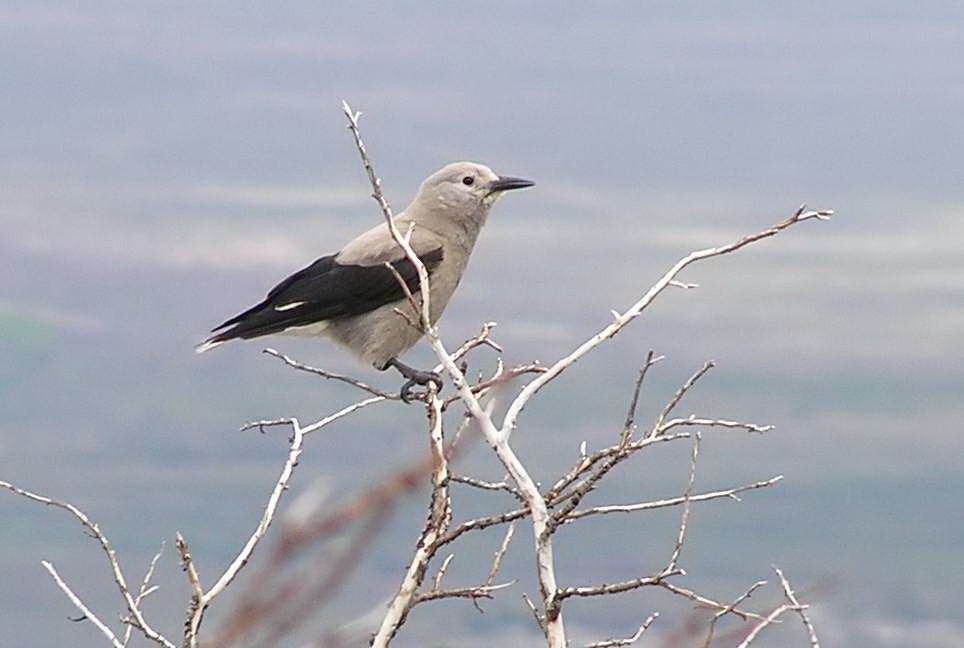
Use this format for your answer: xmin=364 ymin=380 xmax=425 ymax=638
xmin=2 ymin=2 xmax=963 ymax=646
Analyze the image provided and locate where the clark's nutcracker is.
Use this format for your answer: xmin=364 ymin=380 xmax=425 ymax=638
xmin=196 ymin=162 xmax=534 ymax=400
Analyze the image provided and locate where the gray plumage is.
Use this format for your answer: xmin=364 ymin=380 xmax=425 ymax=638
xmin=196 ymin=162 xmax=533 ymax=371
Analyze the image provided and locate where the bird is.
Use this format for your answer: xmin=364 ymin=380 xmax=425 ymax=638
xmin=196 ymin=161 xmax=534 ymax=401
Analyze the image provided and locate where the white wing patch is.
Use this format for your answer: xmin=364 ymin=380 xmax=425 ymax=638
xmin=274 ymin=301 xmax=307 ymax=312
xmin=282 ymin=320 xmax=329 ymax=337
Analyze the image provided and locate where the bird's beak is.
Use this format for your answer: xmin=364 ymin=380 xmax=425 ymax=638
xmin=488 ymin=176 xmax=535 ymax=194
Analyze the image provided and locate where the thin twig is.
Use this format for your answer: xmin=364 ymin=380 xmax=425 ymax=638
xmin=584 ymin=612 xmax=659 ymax=648
xmin=620 ymin=351 xmax=662 ymax=446
xmin=180 ymin=418 xmax=306 ymax=646
xmin=122 ymin=542 xmax=166 ymax=647
xmin=41 ymin=561 xmax=124 ymax=648
xmin=651 ymin=362 xmax=715 ymax=437
xmin=702 ymin=581 xmax=768 ymax=648
xmin=736 ymin=604 xmax=798 ymax=647
xmin=263 ymin=348 xmax=397 ymax=399
xmin=0 ymin=481 xmax=175 ymax=648
xmin=371 ymin=390 xmax=449 ymax=647
xmin=485 ymin=522 xmax=517 ymax=588
xmin=450 ymin=474 xmax=524 ymax=502
xmin=414 ymin=581 xmax=515 ymax=605
xmin=555 ymin=570 xmax=682 ymax=601
xmin=563 ymin=475 xmax=783 ymax=522
xmin=774 ymin=566 xmax=820 ymax=647
xmin=431 ymin=554 xmax=456 ymax=591
xmin=666 ymin=433 xmax=700 ymax=573
xmin=501 ymin=204 xmax=831 ymax=438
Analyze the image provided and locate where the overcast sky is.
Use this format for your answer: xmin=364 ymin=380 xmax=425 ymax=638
xmin=2 ymin=3 xmax=963 ymax=646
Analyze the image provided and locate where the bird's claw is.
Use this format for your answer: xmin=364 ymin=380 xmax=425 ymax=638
xmin=399 ymin=370 xmax=443 ymax=403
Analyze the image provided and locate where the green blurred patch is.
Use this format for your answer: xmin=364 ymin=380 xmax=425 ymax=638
xmin=0 ymin=310 xmax=57 ymax=347
xmin=0 ymin=310 xmax=57 ymax=400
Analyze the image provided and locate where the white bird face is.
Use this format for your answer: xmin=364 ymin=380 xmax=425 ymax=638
xmin=421 ymin=162 xmax=534 ymax=213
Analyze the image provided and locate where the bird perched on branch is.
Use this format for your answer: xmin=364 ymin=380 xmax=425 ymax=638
xmin=196 ymin=162 xmax=534 ymax=401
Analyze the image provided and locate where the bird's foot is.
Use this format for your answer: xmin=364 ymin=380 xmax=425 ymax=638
xmin=386 ymin=358 xmax=443 ymax=403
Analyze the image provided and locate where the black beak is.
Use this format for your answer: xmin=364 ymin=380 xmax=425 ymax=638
xmin=488 ymin=176 xmax=535 ymax=193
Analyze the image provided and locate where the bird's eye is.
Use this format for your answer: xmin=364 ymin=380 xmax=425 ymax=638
xmin=462 ymin=176 xmax=474 ymax=186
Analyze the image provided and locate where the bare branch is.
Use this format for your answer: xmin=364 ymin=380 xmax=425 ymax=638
xmin=523 ymin=593 xmax=547 ymax=635
xmin=414 ymin=581 xmax=514 ymax=605
xmin=556 ymin=570 xmax=682 ymax=601
xmin=175 ymin=533 xmax=204 ymax=648
xmin=384 ymin=255 xmax=427 ymax=333
xmin=584 ymin=612 xmax=659 ymax=648
xmin=371 ymin=391 xmax=449 ymax=647
xmin=205 ymin=420 xmax=305 ymax=601
xmin=651 ymin=362 xmax=715 ymax=437
xmin=736 ymin=604 xmax=798 ymax=647
xmin=263 ymin=348 xmax=397 ymax=399
xmin=431 ymin=554 xmax=456 ymax=592
xmin=41 ymin=561 xmax=124 ymax=648
xmin=702 ymin=580 xmax=768 ymax=648
xmin=342 ymin=100 xmax=432 ymax=331
xmin=180 ymin=418 xmax=306 ymax=646
xmin=122 ymin=542 xmax=166 ymax=648
xmin=774 ymin=566 xmax=820 ymax=647
xmin=563 ymin=475 xmax=783 ymax=522
xmin=484 ymin=521 xmax=517 ymax=588
xmin=658 ymin=415 xmax=774 ymax=436
xmin=666 ymin=432 xmax=700 ymax=573
xmin=0 ymin=480 xmax=175 ymax=648
xmin=438 ymin=507 xmax=529 ymax=548
xmin=450 ymin=474 xmax=524 ymax=502
xmin=657 ymin=581 xmax=767 ymax=622
xmin=620 ymin=351 xmax=662 ymax=446
xmin=302 ymin=396 xmax=387 ymax=435
xmin=501 ymin=205 xmax=831 ymax=437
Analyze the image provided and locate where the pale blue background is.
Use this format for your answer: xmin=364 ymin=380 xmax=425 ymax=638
xmin=2 ymin=2 xmax=963 ymax=646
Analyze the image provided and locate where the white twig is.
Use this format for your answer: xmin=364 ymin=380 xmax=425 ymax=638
xmin=122 ymin=542 xmax=166 ymax=647
xmin=450 ymin=474 xmax=524 ymax=502
xmin=523 ymin=593 xmax=546 ymax=634
xmin=658 ymin=415 xmax=774 ymax=435
xmin=432 ymin=554 xmax=456 ymax=591
xmin=0 ymin=481 xmax=175 ymax=648
xmin=415 ymin=581 xmax=515 ymax=604
xmin=652 ymin=362 xmax=715 ymax=436
xmin=556 ymin=571 xmax=681 ymax=600
xmin=302 ymin=396 xmax=386 ymax=435
xmin=584 ymin=612 xmax=659 ymax=648
xmin=736 ymin=604 xmax=797 ymax=647
xmin=41 ymin=561 xmax=124 ymax=648
xmin=666 ymin=432 xmax=700 ymax=573
xmin=485 ymin=522 xmax=517 ymax=588
xmin=263 ymin=348 xmax=397 ymax=399
xmin=180 ymin=418 xmax=306 ymax=646
xmin=563 ymin=475 xmax=783 ymax=522
xmin=342 ymin=100 xmax=432 ymax=332
xmin=702 ymin=580 xmax=768 ymax=648
xmin=501 ymin=205 xmax=831 ymax=438
xmin=371 ymin=391 xmax=449 ymax=647
xmin=775 ymin=566 xmax=820 ymax=647
xmin=657 ymin=581 xmax=768 ymax=622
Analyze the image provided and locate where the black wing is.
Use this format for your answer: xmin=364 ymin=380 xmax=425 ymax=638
xmin=204 ymin=247 xmax=443 ymax=345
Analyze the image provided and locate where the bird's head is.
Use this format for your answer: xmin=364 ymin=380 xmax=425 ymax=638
xmin=416 ymin=162 xmax=534 ymax=215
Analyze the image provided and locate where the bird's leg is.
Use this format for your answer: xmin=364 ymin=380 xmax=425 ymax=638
xmin=385 ymin=358 xmax=443 ymax=403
